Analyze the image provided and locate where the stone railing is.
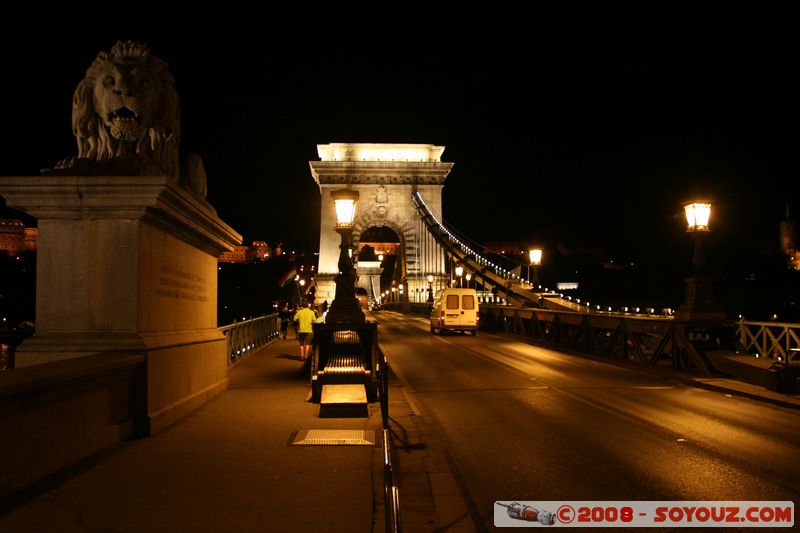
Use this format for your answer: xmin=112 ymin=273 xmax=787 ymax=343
xmin=0 ymin=313 xmax=282 ymax=500
xmin=219 ymin=313 xmax=280 ymax=364
xmin=0 ymin=352 xmax=146 ymax=499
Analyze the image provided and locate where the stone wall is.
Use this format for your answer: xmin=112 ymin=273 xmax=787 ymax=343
xmin=0 ymin=352 xmax=146 ymax=499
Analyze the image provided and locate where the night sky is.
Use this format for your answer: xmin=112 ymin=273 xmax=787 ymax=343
xmin=1 ymin=14 xmax=795 ymax=273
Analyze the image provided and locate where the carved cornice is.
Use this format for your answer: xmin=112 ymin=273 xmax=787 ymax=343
xmin=0 ymin=175 xmax=242 ymax=255
xmin=309 ymin=161 xmax=453 ymax=187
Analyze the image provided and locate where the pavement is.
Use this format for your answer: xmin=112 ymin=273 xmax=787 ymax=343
xmin=0 ymin=337 xmax=473 ymax=533
xmin=0 ymin=333 xmax=797 ymax=533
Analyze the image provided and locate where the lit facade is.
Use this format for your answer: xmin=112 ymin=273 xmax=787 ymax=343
xmin=218 ymin=241 xmax=272 ymax=263
xmin=0 ymin=219 xmax=37 ymax=254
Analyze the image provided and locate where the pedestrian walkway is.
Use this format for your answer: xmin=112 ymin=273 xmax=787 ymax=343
xmin=0 ymin=338 xmax=475 ymax=533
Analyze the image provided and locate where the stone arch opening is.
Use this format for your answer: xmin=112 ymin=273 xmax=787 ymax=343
xmin=357 ymin=225 xmax=401 ymax=301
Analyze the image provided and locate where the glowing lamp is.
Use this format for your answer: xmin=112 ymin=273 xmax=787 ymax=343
xmin=684 ymin=202 xmax=711 ymax=232
xmin=528 ymin=248 xmax=543 ymax=285
xmin=332 ymin=189 xmax=359 ymax=227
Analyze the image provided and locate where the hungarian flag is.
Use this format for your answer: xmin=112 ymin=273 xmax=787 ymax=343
xmin=304 ymin=278 xmax=316 ymax=295
xmin=278 ymin=266 xmax=297 ymax=288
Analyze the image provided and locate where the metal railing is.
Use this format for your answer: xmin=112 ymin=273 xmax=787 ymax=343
xmin=219 ymin=313 xmax=280 ymax=364
xmin=735 ymin=319 xmax=800 ymax=362
xmin=480 ymin=305 xmax=725 ymax=375
xmin=377 ymin=350 xmax=401 ymax=533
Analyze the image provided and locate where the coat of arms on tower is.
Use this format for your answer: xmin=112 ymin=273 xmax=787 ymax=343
xmin=370 ymin=186 xmax=391 ymax=219
xmin=371 ymin=185 xmax=390 ymax=205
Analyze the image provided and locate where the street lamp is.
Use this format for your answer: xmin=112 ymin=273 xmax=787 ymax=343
xmin=326 ymin=189 xmax=365 ymax=323
xmin=427 ymin=274 xmax=434 ymax=303
xmin=675 ymin=201 xmax=724 ymax=322
xmin=465 ymin=273 xmax=471 ymax=288
xmin=455 ymin=265 xmax=463 ymax=287
xmin=529 ymin=248 xmax=542 ymax=287
xmin=684 ymin=202 xmax=710 ymax=272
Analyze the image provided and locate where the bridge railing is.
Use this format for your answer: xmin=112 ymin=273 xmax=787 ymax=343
xmin=219 ymin=313 xmax=280 ymax=365
xmin=479 ymin=305 xmax=731 ymax=375
xmin=735 ymin=319 xmax=800 ymax=362
xmin=374 ymin=345 xmax=401 ymax=533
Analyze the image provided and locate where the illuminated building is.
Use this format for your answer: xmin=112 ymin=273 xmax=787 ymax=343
xmin=0 ymin=219 xmax=37 ymax=255
xmin=218 ymin=241 xmax=272 ymax=263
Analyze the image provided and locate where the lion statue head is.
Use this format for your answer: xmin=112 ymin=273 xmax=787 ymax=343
xmin=61 ymin=40 xmax=180 ymax=180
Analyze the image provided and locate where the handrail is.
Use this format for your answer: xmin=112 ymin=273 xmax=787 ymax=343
xmin=377 ymin=351 xmax=401 ymax=532
xmin=736 ymin=319 xmax=800 ymax=361
xmin=219 ymin=313 xmax=280 ymax=364
xmin=480 ymin=304 xmax=716 ymax=375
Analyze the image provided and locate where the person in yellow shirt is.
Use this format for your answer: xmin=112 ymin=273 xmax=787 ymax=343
xmin=293 ymin=302 xmax=318 ymax=360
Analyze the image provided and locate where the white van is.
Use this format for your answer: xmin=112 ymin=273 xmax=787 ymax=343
xmin=430 ymin=288 xmax=479 ymax=335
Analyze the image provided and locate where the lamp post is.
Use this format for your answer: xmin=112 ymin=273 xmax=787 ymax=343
xmin=427 ymin=274 xmax=434 ymax=303
xmin=465 ymin=273 xmax=471 ymax=288
xmin=326 ymin=189 xmax=365 ymax=324
xmin=529 ymin=248 xmax=542 ymax=287
xmin=675 ymin=202 xmax=725 ymax=322
xmin=455 ymin=265 xmax=464 ymax=287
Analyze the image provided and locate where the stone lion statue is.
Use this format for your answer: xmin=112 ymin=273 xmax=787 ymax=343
xmin=50 ymin=41 xmax=207 ymax=200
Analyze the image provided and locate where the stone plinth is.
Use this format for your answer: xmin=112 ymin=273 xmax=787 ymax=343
xmin=0 ymin=175 xmax=241 ymax=434
xmin=675 ymin=275 xmax=727 ymax=322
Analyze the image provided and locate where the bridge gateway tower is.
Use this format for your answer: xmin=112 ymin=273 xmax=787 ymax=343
xmin=310 ymin=143 xmax=453 ymax=306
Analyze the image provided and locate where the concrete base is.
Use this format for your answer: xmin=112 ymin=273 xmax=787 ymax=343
xmin=0 ymin=174 xmax=242 ymax=436
xmin=319 ymin=384 xmax=368 ymax=418
xmin=143 ymin=334 xmax=229 ymax=435
xmin=13 ymin=330 xmax=230 ymax=435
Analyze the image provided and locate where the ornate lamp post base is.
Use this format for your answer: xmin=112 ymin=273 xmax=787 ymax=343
xmin=326 ymin=225 xmax=365 ymax=324
xmin=675 ymin=276 xmax=726 ymax=321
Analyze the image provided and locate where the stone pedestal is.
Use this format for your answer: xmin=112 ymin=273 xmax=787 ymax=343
xmin=0 ymin=175 xmax=241 ymax=434
xmin=675 ymin=275 xmax=727 ymax=322
xmin=313 ymin=274 xmax=336 ymax=307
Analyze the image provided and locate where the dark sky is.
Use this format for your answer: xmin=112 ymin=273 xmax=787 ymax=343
xmin=0 ymin=13 xmax=795 ymax=269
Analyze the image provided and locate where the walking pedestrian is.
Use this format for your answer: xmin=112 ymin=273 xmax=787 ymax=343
xmin=279 ymin=303 xmax=291 ymax=340
xmin=293 ymin=302 xmax=318 ymax=360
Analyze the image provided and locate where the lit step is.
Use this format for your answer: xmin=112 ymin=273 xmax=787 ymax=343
xmin=320 ymin=384 xmax=368 ymax=418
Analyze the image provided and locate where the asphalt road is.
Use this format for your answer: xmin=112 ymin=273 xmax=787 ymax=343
xmin=375 ymin=311 xmax=800 ymax=531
